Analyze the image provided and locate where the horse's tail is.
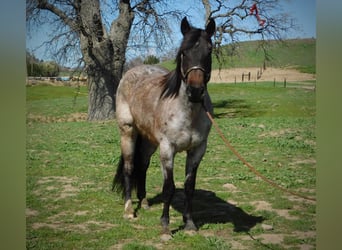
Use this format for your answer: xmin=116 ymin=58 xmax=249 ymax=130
xmin=112 ymin=154 xmax=126 ymax=195
xmin=112 ymin=135 xmax=144 ymax=197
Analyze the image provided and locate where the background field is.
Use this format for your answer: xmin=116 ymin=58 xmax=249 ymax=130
xmin=160 ymin=39 xmax=316 ymax=74
xmin=26 ymin=81 xmax=316 ymax=249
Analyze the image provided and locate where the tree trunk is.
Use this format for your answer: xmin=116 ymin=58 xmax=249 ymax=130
xmin=77 ymin=0 xmax=134 ymax=121
xmin=87 ymin=65 xmax=117 ymax=121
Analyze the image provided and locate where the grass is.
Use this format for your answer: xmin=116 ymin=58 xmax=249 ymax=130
xmin=160 ymin=39 xmax=316 ymax=74
xmin=26 ymin=82 xmax=316 ymax=249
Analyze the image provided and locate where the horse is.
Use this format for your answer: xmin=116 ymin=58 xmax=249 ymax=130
xmin=113 ymin=17 xmax=216 ymax=234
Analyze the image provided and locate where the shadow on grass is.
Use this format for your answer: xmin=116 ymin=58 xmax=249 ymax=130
xmin=212 ymin=99 xmax=265 ymax=118
xmin=149 ymin=188 xmax=264 ymax=233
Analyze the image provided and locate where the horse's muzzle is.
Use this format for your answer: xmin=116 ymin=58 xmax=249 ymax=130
xmin=186 ymin=85 xmax=205 ymax=103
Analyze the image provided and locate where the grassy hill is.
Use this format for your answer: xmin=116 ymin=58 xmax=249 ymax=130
xmin=160 ymin=38 xmax=316 ymax=74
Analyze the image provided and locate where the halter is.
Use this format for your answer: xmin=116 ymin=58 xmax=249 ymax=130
xmin=180 ymin=53 xmax=211 ymax=83
xmin=179 ymin=53 xmax=211 ymax=103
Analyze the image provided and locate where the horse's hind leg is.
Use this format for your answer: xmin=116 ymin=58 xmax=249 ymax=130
xmin=116 ymin=100 xmax=137 ymax=219
xmin=135 ymin=136 xmax=157 ymax=209
xmin=120 ymin=129 xmax=137 ymax=219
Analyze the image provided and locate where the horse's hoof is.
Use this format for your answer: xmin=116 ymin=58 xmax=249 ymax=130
xmin=124 ymin=200 xmax=135 ymax=219
xmin=184 ymin=221 xmax=197 ymax=231
xmin=160 ymin=227 xmax=172 ymax=241
xmin=123 ymin=213 xmax=135 ymax=219
xmin=140 ymin=198 xmax=150 ymax=210
xmin=184 ymin=230 xmax=197 ymax=236
xmin=160 ymin=233 xmax=172 ymax=241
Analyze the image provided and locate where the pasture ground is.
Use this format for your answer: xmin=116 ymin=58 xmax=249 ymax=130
xmin=26 ymin=81 xmax=316 ymax=249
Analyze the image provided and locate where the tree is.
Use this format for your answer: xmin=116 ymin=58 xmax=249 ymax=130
xmin=26 ymin=0 xmax=296 ymax=120
xmin=143 ymin=55 xmax=159 ymax=65
xmin=27 ymin=0 xmax=182 ymax=120
xmin=204 ymin=0 xmax=296 ymax=64
xmin=41 ymin=61 xmax=60 ymax=77
xmin=26 ymin=51 xmax=60 ymax=77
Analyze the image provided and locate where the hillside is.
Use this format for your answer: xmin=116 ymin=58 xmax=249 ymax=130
xmin=160 ymin=38 xmax=316 ymax=74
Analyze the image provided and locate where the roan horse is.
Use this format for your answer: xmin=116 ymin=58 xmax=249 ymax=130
xmin=113 ymin=17 xmax=216 ymax=234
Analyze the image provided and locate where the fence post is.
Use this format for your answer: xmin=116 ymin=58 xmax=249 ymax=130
xmin=284 ymin=78 xmax=287 ymax=88
xmin=235 ymin=76 xmax=236 ymax=84
xmin=273 ymin=78 xmax=275 ymax=87
xmin=248 ymin=72 xmax=251 ymax=81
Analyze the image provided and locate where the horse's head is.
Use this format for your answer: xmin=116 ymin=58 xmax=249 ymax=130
xmin=178 ymin=17 xmax=216 ymax=103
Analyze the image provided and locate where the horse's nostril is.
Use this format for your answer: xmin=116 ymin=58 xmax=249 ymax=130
xmin=186 ymin=85 xmax=205 ymax=103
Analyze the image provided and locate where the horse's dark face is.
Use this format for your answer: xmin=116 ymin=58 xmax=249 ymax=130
xmin=179 ymin=17 xmax=216 ymax=102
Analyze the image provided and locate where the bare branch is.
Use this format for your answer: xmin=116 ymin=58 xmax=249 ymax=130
xmin=128 ymin=0 xmax=184 ymax=56
xmin=200 ymin=0 xmax=297 ymax=69
xmin=36 ymin=0 xmax=78 ymax=31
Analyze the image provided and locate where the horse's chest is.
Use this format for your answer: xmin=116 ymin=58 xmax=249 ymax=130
xmin=161 ymin=114 xmax=207 ymax=151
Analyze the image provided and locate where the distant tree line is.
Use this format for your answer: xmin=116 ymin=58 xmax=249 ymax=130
xmin=26 ymin=51 xmax=60 ymax=77
xmin=143 ymin=55 xmax=160 ymax=65
xmin=124 ymin=54 xmax=162 ymax=72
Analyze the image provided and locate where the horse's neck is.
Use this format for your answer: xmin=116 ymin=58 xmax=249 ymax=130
xmin=177 ymin=82 xmax=203 ymax=115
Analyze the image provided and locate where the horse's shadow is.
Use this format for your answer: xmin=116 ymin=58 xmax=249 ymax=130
xmin=148 ymin=188 xmax=264 ymax=232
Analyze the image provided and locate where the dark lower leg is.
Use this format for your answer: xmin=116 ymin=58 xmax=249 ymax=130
xmin=136 ymin=138 xmax=155 ymax=209
xmin=123 ymin=172 xmax=135 ymax=219
xmin=137 ymin=167 xmax=149 ymax=209
xmin=183 ymin=168 xmax=198 ymax=230
xmin=160 ymin=170 xmax=175 ymax=233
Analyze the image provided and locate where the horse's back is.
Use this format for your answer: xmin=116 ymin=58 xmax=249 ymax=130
xmin=118 ymin=65 xmax=169 ymax=92
xmin=116 ymin=64 xmax=169 ymax=106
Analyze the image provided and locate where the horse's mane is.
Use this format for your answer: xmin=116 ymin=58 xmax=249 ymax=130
xmin=160 ymin=28 xmax=203 ymax=99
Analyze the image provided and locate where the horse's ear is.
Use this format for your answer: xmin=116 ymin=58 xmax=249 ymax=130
xmin=181 ymin=17 xmax=191 ymax=36
xmin=205 ymin=18 xmax=216 ymax=37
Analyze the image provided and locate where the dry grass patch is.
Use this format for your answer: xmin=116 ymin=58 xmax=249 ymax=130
xmin=27 ymin=112 xmax=88 ymax=123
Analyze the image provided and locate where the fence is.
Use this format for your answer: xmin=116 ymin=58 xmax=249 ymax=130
xmin=232 ymin=64 xmax=315 ymax=91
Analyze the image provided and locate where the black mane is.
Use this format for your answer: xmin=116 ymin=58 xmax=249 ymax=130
xmin=160 ymin=28 xmax=203 ymax=99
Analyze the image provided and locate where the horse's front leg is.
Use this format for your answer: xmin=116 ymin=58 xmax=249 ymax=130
xmin=183 ymin=144 xmax=207 ymax=231
xmin=159 ymin=140 xmax=176 ymax=234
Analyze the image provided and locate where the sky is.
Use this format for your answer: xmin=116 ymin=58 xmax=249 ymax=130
xmin=280 ymin=0 xmax=316 ymax=38
xmin=26 ymin=0 xmax=316 ymax=67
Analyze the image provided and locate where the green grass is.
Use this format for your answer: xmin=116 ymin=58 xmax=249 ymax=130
xmin=26 ymin=82 xmax=316 ymax=249
xmin=26 ymin=85 xmax=88 ymax=117
xmin=160 ymin=39 xmax=316 ymax=73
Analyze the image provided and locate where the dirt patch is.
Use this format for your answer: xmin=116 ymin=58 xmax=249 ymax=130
xmin=289 ymin=158 xmax=316 ymax=167
xmin=33 ymin=176 xmax=84 ymax=201
xmin=222 ymin=183 xmax=238 ymax=192
xmin=210 ymin=67 xmax=315 ymax=83
xmin=257 ymin=233 xmax=284 ymax=245
xmin=258 ymin=128 xmax=298 ymax=138
xmin=30 ymin=176 xmax=119 ymax=234
xmin=26 ymin=208 xmax=39 ymax=217
xmin=26 ymin=79 xmax=87 ymax=87
xmin=27 ymin=112 xmax=88 ymax=123
xmin=32 ymin=220 xmax=116 ymax=233
xmin=251 ymin=200 xmax=298 ymax=220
